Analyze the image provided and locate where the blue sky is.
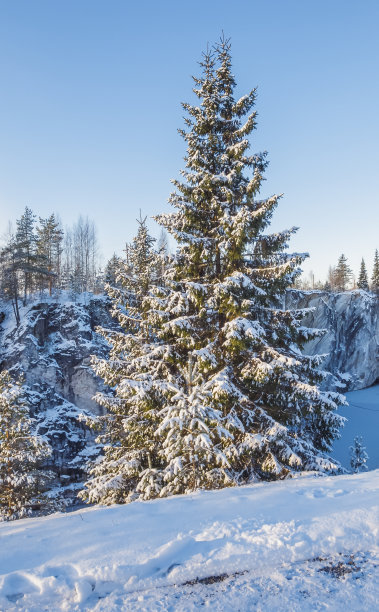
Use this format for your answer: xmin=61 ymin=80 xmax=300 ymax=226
xmin=0 ymin=0 xmax=378 ymax=282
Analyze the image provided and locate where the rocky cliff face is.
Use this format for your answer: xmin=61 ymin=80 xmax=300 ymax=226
xmin=0 ymin=289 xmax=377 ymax=505
xmin=286 ymin=290 xmax=379 ymax=391
xmin=0 ymin=294 xmax=115 ymax=504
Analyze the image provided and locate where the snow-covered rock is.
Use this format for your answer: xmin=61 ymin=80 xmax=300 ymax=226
xmin=0 ymin=293 xmax=116 ymax=504
xmin=286 ymin=290 xmax=379 ymax=390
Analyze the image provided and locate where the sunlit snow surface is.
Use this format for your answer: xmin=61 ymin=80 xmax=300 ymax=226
xmin=1 ymin=470 xmax=379 ymax=611
xmin=333 ymin=384 xmax=379 ymax=470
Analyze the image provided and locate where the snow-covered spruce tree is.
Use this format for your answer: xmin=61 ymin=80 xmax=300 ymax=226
xmin=349 ymin=436 xmax=368 ymax=473
xmin=357 ymin=258 xmax=369 ymax=291
xmin=104 ymin=253 xmax=122 ymax=287
xmin=371 ymin=249 xmax=379 ymax=293
xmin=0 ymin=371 xmax=52 ymax=520
xmin=82 ymin=39 xmax=344 ymax=505
xmin=79 ymin=216 xmax=165 ymax=504
xmin=154 ymin=37 xmax=345 ymax=488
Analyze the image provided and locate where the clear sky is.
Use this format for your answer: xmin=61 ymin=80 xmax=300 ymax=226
xmin=0 ymin=0 xmax=378 ymax=282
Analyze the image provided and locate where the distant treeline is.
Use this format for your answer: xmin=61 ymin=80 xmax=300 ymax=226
xmin=295 ymin=251 xmax=379 ymax=292
xmin=0 ymin=207 xmax=101 ymax=324
xmin=0 ymin=207 xmax=169 ymax=326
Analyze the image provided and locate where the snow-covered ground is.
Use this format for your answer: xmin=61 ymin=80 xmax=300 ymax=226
xmin=333 ymin=384 xmax=379 ymax=470
xmin=1 ymin=470 xmax=378 ymax=611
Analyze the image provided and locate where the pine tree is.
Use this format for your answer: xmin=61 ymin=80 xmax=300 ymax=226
xmin=82 ymin=38 xmax=344 ymax=505
xmin=334 ymin=254 xmax=353 ymax=291
xmin=349 ymin=436 xmax=368 ymax=473
xmin=357 ymin=258 xmax=369 ymax=291
xmin=371 ymin=249 xmax=379 ymax=293
xmin=36 ymin=214 xmax=64 ymax=295
xmin=0 ymin=234 xmax=21 ymax=325
xmin=15 ymin=206 xmax=39 ymax=304
xmin=0 ymin=371 xmax=52 ymax=520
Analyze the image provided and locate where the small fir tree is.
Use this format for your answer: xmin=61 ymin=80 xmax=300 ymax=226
xmin=357 ymin=258 xmax=369 ymax=291
xmin=104 ymin=253 xmax=122 ymax=287
xmin=79 ymin=216 xmax=161 ymax=505
xmin=0 ymin=371 xmax=52 ymax=520
xmin=126 ymin=213 xmax=157 ymax=301
xmin=349 ymin=436 xmax=368 ymax=473
xmin=371 ymin=249 xmax=379 ymax=293
xmin=334 ymin=254 xmax=353 ymax=291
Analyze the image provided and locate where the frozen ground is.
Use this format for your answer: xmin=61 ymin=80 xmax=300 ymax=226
xmin=333 ymin=384 xmax=379 ymax=470
xmin=0 ymin=469 xmax=378 ymax=611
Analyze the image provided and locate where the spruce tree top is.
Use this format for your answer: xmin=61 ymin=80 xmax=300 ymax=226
xmin=157 ymin=37 xmax=304 ymax=299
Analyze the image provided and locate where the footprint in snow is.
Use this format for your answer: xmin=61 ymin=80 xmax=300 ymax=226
xmin=41 ymin=563 xmax=79 ymax=581
xmin=0 ymin=572 xmax=40 ymax=603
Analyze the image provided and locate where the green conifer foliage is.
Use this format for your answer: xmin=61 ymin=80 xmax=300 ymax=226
xmin=349 ymin=436 xmax=368 ymax=473
xmin=79 ymin=216 xmax=163 ymax=505
xmin=36 ymin=214 xmax=64 ymax=295
xmin=154 ymin=38 xmax=345 ymax=486
xmin=104 ymin=253 xmax=122 ymax=287
xmin=357 ymin=258 xmax=369 ymax=291
xmin=15 ymin=207 xmax=38 ymax=304
xmin=0 ymin=371 xmax=52 ymax=520
xmin=82 ymin=38 xmax=345 ymax=505
xmin=371 ymin=249 xmax=379 ymax=293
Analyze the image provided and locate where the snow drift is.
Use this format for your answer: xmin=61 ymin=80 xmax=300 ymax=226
xmin=0 ymin=470 xmax=378 ymax=610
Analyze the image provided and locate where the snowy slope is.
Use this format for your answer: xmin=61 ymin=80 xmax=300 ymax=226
xmin=0 ymin=470 xmax=378 ymax=611
xmin=333 ymin=384 xmax=379 ymax=470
